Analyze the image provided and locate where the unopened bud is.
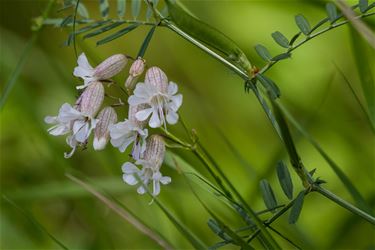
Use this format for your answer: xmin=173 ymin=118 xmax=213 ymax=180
xmin=125 ymin=58 xmax=146 ymax=91
xmin=94 ymin=107 xmax=118 ymax=150
xmin=94 ymin=54 xmax=127 ymax=80
xmin=144 ymin=134 xmax=165 ymax=171
xmin=78 ymin=81 xmax=104 ymax=117
xmin=145 ymin=67 xmax=168 ymax=93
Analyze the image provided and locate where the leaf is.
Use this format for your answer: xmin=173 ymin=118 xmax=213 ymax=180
xmin=99 ymin=0 xmax=110 ymax=18
xmin=259 ymin=179 xmax=278 ymax=212
xmin=117 ymin=0 xmax=126 ymax=18
xmin=76 ymin=1 xmax=89 ymax=19
xmin=131 ymin=0 xmax=141 ymax=20
xmin=271 ymin=53 xmax=291 ymax=62
xmin=277 ymin=102 xmax=373 ymax=213
xmin=326 ymin=3 xmax=338 ymax=23
xmin=65 ymin=174 xmax=174 ymax=249
xmin=288 ymin=191 xmax=305 ymax=224
xmin=83 ymin=22 xmax=126 ymax=39
xmin=137 ymin=25 xmax=157 ymax=58
xmin=295 ymin=14 xmax=311 ymax=35
xmin=165 ymin=0 xmax=252 ymax=70
xmin=146 ymin=0 xmax=158 ymax=21
xmin=255 ymin=44 xmax=272 ymax=62
xmin=65 ymin=20 xmax=112 ymax=46
xmin=256 ymin=74 xmax=280 ymax=100
xmin=271 ymin=31 xmax=289 ymax=48
xmin=3 ymin=196 xmax=69 ymax=249
xmin=60 ymin=14 xmax=73 ymax=27
xmin=276 ymin=161 xmax=294 ymax=200
xmin=96 ymin=23 xmax=140 ymax=45
xmin=359 ymin=0 xmax=368 ymax=13
xmin=207 ymin=219 xmax=232 ymax=241
xmin=289 ymin=32 xmax=301 ymax=46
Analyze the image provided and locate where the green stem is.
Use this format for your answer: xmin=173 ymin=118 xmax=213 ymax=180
xmin=258 ymin=12 xmax=375 ymax=75
xmin=314 ymin=185 xmax=375 ymax=225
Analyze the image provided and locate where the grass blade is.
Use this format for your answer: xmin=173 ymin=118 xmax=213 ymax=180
xmin=96 ymin=23 xmax=140 ymax=45
xmin=288 ymin=191 xmax=305 ymax=224
xmin=2 ymin=196 xmax=69 ymax=249
xmin=256 ymin=74 xmax=280 ymax=99
xmin=277 ymin=102 xmax=372 ymax=213
xmin=0 ymin=0 xmax=55 ymax=109
xmin=276 ymin=161 xmax=294 ymax=200
xmin=66 ymin=174 xmax=174 ymax=250
xmin=333 ymin=62 xmax=375 ymax=133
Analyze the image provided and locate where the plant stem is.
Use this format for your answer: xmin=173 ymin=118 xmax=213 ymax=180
xmin=258 ymin=12 xmax=375 ymax=75
xmin=314 ymin=185 xmax=375 ymax=225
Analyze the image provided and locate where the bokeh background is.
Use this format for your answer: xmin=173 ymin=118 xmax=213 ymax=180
xmin=1 ymin=0 xmax=374 ymax=249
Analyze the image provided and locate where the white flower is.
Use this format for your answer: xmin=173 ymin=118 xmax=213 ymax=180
xmin=122 ymin=161 xmax=171 ymax=196
xmin=109 ymin=104 xmax=148 ymax=159
xmin=128 ymin=67 xmax=183 ymax=128
xmin=45 ymin=103 xmax=98 ymax=158
xmin=120 ymin=135 xmax=170 ymax=196
xmin=74 ymin=53 xmax=127 ymax=89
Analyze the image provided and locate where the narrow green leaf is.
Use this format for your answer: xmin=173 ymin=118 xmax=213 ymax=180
xmin=271 ymin=52 xmax=291 ymax=62
xmin=208 ymin=219 xmax=232 ymax=242
xmin=255 ymin=44 xmax=272 ymax=62
xmin=117 ymin=0 xmax=126 ymax=18
xmin=60 ymin=14 xmax=73 ymax=27
xmin=3 ymin=196 xmax=69 ymax=249
xmin=289 ymin=191 xmax=305 ymax=224
xmin=260 ymin=179 xmax=278 ymax=212
xmin=295 ymin=14 xmax=311 ymax=35
xmin=146 ymin=0 xmax=158 ymax=21
xmin=289 ymin=32 xmax=301 ymax=46
xmin=131 ymin=0 xmax=141 ymax=20
xmin=99 ymin=0 xmax=110 ymax=18
xmin=209 ymin=241 xmax=230 ymax=250
xmin=271 ymin=31 xmax=289 ymax=48
xmin=256 ymin=74 xmax=280 ymax=100
xmin=359 ymin=0 xmax=368 ymax=13
xmin=83 ymin=21 xmax=125 ymax=39
xmin=96 ymin=23 xmax=140 ymax=45
xmin=326 ymin=3 xmax=338 ymax=23
xmin=76 ymin=1 xmax=89 ymax=19
xmin=65 ymin=20 xmax=112 ymax=46
xmin=276 ymin=161 xmax=294 ymax=200
xmin=277 ymin=102 xmax=373 ymax=213
xmin=366 ymin=2 xmax=375 ymax=11
xmin=137 ymin=25 xmax=156 ymax=58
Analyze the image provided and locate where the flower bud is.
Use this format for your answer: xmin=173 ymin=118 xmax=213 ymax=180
xmin=143 ymin=134 xmax=165 ymax=171
xmin=145 ymin=67 xmax=168 ymax=93
xmin=94 ymin=107 xmax=118 ymax=151
xmin=125 ymin=58 xmax=146 ymax=91
xmin=78 ymin=81 xmax=104 ymax=117
xmin=94 ymin=54 xmax=127 ymax=80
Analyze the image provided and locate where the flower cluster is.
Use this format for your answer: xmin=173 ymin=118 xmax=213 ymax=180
xmin=45 ymin=53 xmax=183 ymax=197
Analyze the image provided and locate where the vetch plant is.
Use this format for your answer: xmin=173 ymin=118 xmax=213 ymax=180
xmin=3 ymin=0 xmax=374 ymax=249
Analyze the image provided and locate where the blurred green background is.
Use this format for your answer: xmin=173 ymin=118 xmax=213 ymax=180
xmin=1 ymin=0 xmax=374 ymax=249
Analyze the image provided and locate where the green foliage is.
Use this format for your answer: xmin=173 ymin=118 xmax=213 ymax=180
xmin=255 ymin=44 xmax=272 ymax=62
xmin=260 ymin=179 xmax=278 ymax=212
xmin=276 ymin=161 xmax=294 ymax=200
xmin=96 ymin=23 xmax=140 ymax=45
xmin=295 ymin=14 xmax=311 ymax=35
xmin=288 ymin=191 xmax=305 ymax=224
xmin=271 ymin=31 xmax=290 ymax=48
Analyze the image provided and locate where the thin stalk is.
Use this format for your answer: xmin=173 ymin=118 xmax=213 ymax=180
xmin=258 ymin=12 xmax=375 ymax=75
xmin=0 ymin=0 xmax=56 ymax=109
xmin=314 ymin=185 xmax=375 ymax=225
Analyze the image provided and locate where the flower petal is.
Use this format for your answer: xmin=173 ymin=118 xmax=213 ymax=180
xmin=166 ymin=111 xmax=179 ymax=125
xmin=149 ymin=109 xmax=162 ymax=128
xmin=168 ymin=81 xmax=178 ymax=95
xmin=135 ymin=108 xmax=153 ymax=121
xmin=123 ymin=174 xmax=138 ymax=185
